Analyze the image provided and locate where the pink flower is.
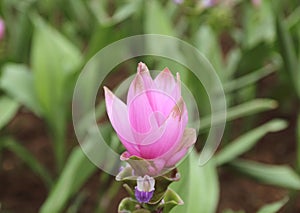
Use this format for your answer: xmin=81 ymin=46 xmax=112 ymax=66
xmin=252 ymin=0 xmax=261 ymax=7
xmin=104 ymin=62 xmax=196 ymax=175
xmin=0 ymin=18 xmax=5 ymax=40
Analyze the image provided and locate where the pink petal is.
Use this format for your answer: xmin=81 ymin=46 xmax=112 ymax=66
xmin=127 ymin=62 xmax=155 ymax=105
xmin=137 ymin=62 xmax=155 ymax=90
xmin=117 ymin=134 xmax=141 ymax=156
xmin=146 ymin=90 xmax=177 ymax=123
xmin=138 ymin=98 xmax=188 ymax=159
xmin=104 ymin=87 xmax=135 ymax=143
xmin=128 ymin=89 xmax=156 ymax=133
xmin=154 ymin=68 xmax=176 ymax=94
xmin=164 ymin=128 xmax=197 ymax=167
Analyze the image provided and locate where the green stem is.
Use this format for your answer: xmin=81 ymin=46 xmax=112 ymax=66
xmin=51 ymin=118 xmax=66 ymax=173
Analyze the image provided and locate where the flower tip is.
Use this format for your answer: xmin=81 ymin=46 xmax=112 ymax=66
xmin=162 ymin=67 xmax=171 ymax=74
xmin=176 ymin=72 xmax=180 ymax=81
xmin=103 ymin=86 xmax=113 ymax=98
xmin=137 ymin=62 xmax=149 ymax=74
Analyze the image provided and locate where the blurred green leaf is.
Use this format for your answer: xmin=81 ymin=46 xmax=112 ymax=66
xmin=0 ymin=96 xmax=19 ymax=130
xmin=1 ymin=137 xmax=53 ymax=188
xmin=31 ymin=16 xmax=82 ymax=169
xmin=230 ymin=159 xmax=300 ymax=190
xmin=215 ymin=119 xmax=288 ymax=166
xmin=276 ymin=13 xmax=300 ymax=97
xmin=40 ymin=145 xmax=97 ymax=213
xmin=223 ymin=62 xmax=279 ymax=93
xmin=171 ymin=151 xmax=219 ymax=213
xmin=243 ymin=0 xmax=275 ymax=48
xmin=194 ymin=25 xmax=224 ymax=79
xmin=31 ymin=15 xmax=82 ymax=119
xmin=286 ymin=6 xmax=300 ymax=30
xmin=2 ymin=0 xmax=33 ymax=62
xmin=89 ymin=0 xmax=140 ymax=26
xmin=257 ymin=197 xmax=288 ymax=213
xmin=200 ymin=99 xmax=278 ymax=131
xmin=224 ymin=48 xmax=241 ymax=79
xmin=0 ymin=63 xmax=41 ymax=115
xmin=145 ymin=0 xmax=174 ymax=35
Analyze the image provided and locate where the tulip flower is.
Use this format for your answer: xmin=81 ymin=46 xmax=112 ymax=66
xmin=104 ymin=62 xmax=196 ymax=176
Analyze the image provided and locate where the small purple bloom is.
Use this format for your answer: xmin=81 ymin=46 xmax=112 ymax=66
xmin=0 ymin=18 xmax=5 ymax=40
xmin=202 ymin=0 xmax=218 ymax=8
xmin=134 ymin=175 xmax=155 ymax=203
xmin=173 ymin=0 xmax=184 ymax=4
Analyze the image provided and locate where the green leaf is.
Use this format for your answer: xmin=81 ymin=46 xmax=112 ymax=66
xmin=31 ymin=15 xmax=82 ymax=121
xmin=215 ymin=119 xmax=288 ymax=166
xmin=223 ymin=61 xmax=279 ymax=93
xmin=1 ymin=137 xmax=53 ymax=188
xmin=171 ymin=151 xmax=219 ymax=213
xmin=89 ymin=0 xmax=140 ymax=26
xmin=243 ymin=0 xmax=275 ymax=47
xmin=199 ymin=99 xmax=278 ymax=131
xmin=144 ymin=0 xmax=174 ymax=35
xmin=0 ymin=63 xmax=41 ymax=115
xmin=118 ymin=197 xmax=140 ymax=213
xmin=230 ymin=159 xmax=300 ymax=190
xmin=40 ymin=145 xmax=97 ymax=213
xmin=276 ymin=12 xmax=300 ymax=97
xmin=194 ymin=25 xmax=224 ymax=79
xmin=41 ymin=123 xmax=116 ymax=213
xmin=257 ymin=197 xmax=288 ymax=213
xmin=160 ymin=188 xmax=183 ymax=213
xmin=31 ymin=15 xmax=82 ymax=169
xmin=0 ymin=96 xmax=19 ymax=130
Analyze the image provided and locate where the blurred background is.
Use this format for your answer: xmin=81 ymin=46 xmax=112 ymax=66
xmin=0 ymin=0 xmax=300 ymax=212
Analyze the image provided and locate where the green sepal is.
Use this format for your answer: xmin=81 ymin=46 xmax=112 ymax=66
xmin=118 ymin=197 xmax=139 ymax=212
xmin=158 ymin=188 xmax=184 ymax=213
xmin=118 ymin=197 xmax=152 ymax=213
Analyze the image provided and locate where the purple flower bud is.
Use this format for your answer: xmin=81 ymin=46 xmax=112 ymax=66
xmin=0 ymin=18 xmax=5 ymax=41
xmin=134 ymin=175 xmax=155 ymax=203
xmin=202 ymin=0 xmax=218 ymax=8
xmin=173 ymin=0 xmax=184 ymax=4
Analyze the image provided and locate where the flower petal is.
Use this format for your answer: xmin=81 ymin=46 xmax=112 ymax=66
xmin=127 ymin=62 xmax=155 ymax=105
xmin=104 ymin=86 xmax=135 ymax=143
xmin=154 ymin=68 xmax=176 ymax=94
xmin=138 ymin=98 xmax=188 ymax=159
xmin=128 ymin=89 xmax=156 ymax=133
xmin=164 ymin=128 xmax=197 ymax=167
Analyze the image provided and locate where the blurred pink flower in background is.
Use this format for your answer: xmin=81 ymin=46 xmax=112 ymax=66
xmin=104 ymin=62 xmax=196 ymax=175
xmin=173 ymin=0 xmax=184 ymax=4
xmin=252 ymin=0 xmax=261 ymax=7
xmin=0 ymin=18 xmax=5 ymax=40
xmin=202 ymin=0 xmax=219 ymax=8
